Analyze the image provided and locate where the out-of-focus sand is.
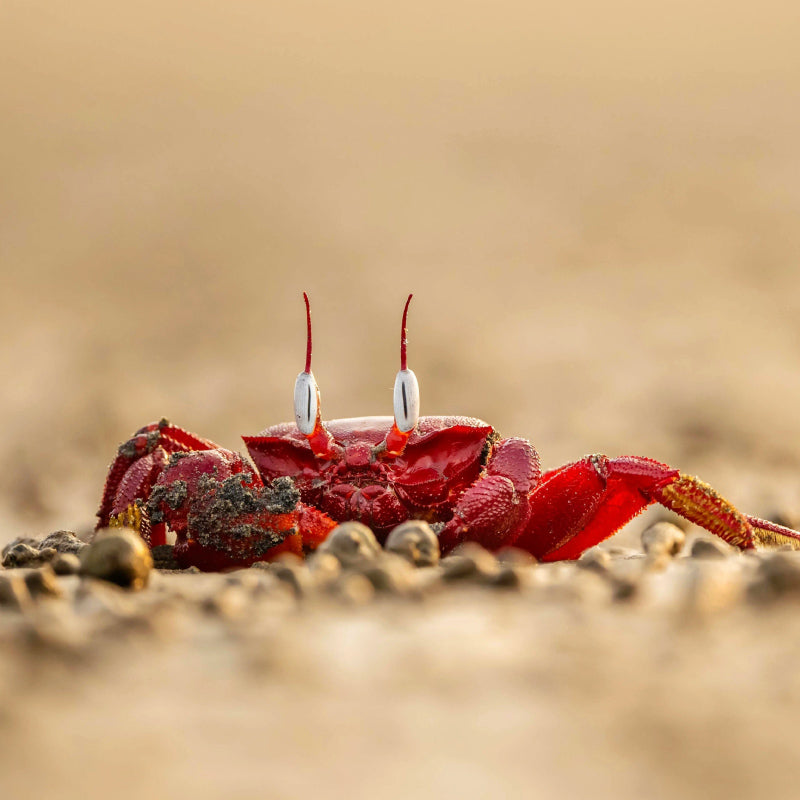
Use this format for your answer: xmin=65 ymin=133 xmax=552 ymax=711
xmin=2 ymin=3 xmax=800 ymax=797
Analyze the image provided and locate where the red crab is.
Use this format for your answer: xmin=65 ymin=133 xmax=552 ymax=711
xmin=97 ymin=294 xmax=800 ymax=570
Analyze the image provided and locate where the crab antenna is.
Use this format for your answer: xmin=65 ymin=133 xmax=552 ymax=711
xmin=303 ymin=291 xmax=313 ymax=374
xmin=400 ymin=293 xmax=412 ymax=371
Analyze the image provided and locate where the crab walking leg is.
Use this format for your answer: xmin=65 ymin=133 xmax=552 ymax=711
xmin=509 ymin=456 xmax=660 ymax=560
xmin=746 ymin=516 xmax=800 ymax=549
xmin=511 ymin=455 xmax=800 ymax=561
xmin=438 ymin=437 xmax=541 ymax=551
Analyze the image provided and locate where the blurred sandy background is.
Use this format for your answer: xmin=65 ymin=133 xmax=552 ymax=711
xmin=3 ymin=4 xmax=800 ymax=799
xmin=2 ymin=2 xmax=800 ymax=540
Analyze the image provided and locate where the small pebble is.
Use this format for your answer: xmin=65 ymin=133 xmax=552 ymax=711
xmin=306 ymin=551 xmax=342 ymax=588
xmin=51 ymin=553 xmax=81 ymax=576
xmin=690 ymin=538 xmax=731 ymax=560
xmin=413 ymin=566 xmax=445 ymax=594
xmin=22 ymin=604 xmax=88 ymax=655
xmin=74 ymin=578 xmax=138 ymax=618
xmin=2 ymin=532 xmax=87 ymax=569
xmin=642 ymin=522 xmax=686 ymax=557
xmin=203 ymin=586 xmax=249 ymax=619
xmin=485 ymin=564 xmax=527 ymax=590
xmin=682 ymin=561 xmax=744 ymax=614
xmin=24 ymin=566 xmax=63 ymax=599
xmin=2 ymin=542 xmax=46 ymax=569
xmin=495 ymin=547 xmax=537 ymax=567
xmin=749 ymin=552 xmax=800 ymax=603
xmin=540 ymin=567 xmax=614 ymax=605
xmin=318 ymin=522 xmax=382 ymax=568
xmin=224 ymin=569 xmax=263 ymax=592
xmin=0 ymin=573 xmax=32 ymax=611
xmin=38 ymin=530 xmax=88 ymax=556
xmin=577 ymin=547 xmax=612 ymax=575
xmin=329 ymin=572 xmax=375 ymax=605
xmin=441 ymin=543 xmax=498 ymax=583
xmin=611 ymin=576 xmax=639 ymax=602
xmin=80 ymin=528 xmax=153 ymax=590
xmin=267 ymin=557 xmax=311 ymax=598
xmin=359 ymin=553 xmax=416 ymax=595
xmin=385 ymin=520 xmax=440 ymax=567
xmin=603 ymin=546 xmax=642 ymax=559
xmin=1 ymin=536 xmax=38 ymax=556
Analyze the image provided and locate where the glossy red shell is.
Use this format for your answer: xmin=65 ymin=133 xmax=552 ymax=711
xmin=244 ymin=416 xmax=495 ymax=534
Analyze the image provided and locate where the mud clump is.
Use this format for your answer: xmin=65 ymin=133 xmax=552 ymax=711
xmin=146 ymin=480 xmax=189 ymax=525
xmin=2 ymin=531 xmax=87 ymax=568
xmin=2 ymin=542 xmax=50 ymax=569
xmin=187 ymin=474 xmax=300 ymax=558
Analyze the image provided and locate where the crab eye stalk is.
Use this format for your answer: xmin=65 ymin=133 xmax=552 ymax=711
xmin=294 ymin=293 xmax=337 ymax=457
xmin=384 ymin=294 xmax=420 ymax=455
xmin=294 ymin=370 xmax=319 ymax=435
xmin=393 ymin=369 xmax=419 ymax=433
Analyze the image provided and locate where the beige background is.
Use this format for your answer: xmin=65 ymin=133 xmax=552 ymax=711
xmin=2 ymin=1 xmax=800 ymax=540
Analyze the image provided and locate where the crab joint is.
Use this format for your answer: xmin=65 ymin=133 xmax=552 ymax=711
xmin=109 ymin=503 xmax=144 ymax=533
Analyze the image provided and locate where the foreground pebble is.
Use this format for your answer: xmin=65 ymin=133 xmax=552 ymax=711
xmin=51 ymin=553 xmax=81 ymax=576
xmin=0 ymin=573 xmax=31 ymax=611
xmin=2 ymin=520 xmax=800 ymax=658
xmin=318 ymin=522 xmax=382 ymax=568
xmin=690 ymin=538 xmax=733 ymax=559
xmin=80 ymin=529 xmax=153 ymax=590
xmin=385 ymin=520 xmax=440 ymax=567
xmin=641 ymin=521 xmax=686 ymax=558
xmin=441 ymin=543 xmax=500 ymax=583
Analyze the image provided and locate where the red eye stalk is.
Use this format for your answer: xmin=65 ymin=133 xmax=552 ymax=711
xmin=294 ymin=293 xmax=338 ymax=458
xmin=400 ymin=293 xmax=412 ymax=371
xmin=383 ymin=294 xmax=420 ymax=456
xmin=303 ymin=291 xmax=313 ymax=374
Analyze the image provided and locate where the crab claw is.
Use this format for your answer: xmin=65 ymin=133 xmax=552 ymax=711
xmin=97 ymin=420 xmax=220 ymax=545
xmin=146 ymin=448 xmax=260 ymax=541
xmin=98 ymin=420 xmax=337 ymax=571
xmin=170 ymin=473 xmax=302 ymax=571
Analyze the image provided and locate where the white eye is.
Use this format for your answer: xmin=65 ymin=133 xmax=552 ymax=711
xmin=294 ymin=371 xmax=319 ymax=435
xmin=393 ymin=369 xmax=419 ymax=432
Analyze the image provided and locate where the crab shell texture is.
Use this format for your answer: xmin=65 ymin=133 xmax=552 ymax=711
xmin=245 ymin=415 xmax=501 ymax=540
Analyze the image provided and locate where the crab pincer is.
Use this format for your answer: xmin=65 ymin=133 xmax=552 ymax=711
xmin=96 ymin=420 xmax=335 ymax=570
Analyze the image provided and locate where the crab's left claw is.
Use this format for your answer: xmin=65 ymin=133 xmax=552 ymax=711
xmin=97 ymin=420 xmax=221 ymax=545
xmin=98 ymin=420 xmax=338 ymax=571
xmin=170 ymin=475 xmax=336 ymax=571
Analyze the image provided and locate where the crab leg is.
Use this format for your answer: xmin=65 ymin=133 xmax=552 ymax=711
xmin=511 ymin=455 xmax=800 ymax=561
xmin=439 ymin=437 xmax=541 ymax=551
